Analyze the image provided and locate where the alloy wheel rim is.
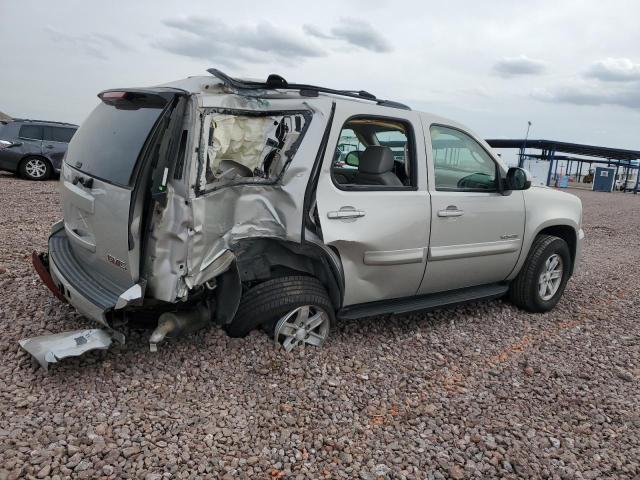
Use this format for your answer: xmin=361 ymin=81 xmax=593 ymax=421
xmin=274 ymin=305 xmax=330 ymax=351
xmin=25 ymin=159 xmax=47 ymax=178
xmin=538 ymin=253 xmax=563 ymax=301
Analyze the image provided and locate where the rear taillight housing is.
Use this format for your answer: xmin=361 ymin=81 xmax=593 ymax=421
xmin=98 ymin=90 xmax=167 ymax=109
xmin=100 ymin=91 xmax=130 ymax=101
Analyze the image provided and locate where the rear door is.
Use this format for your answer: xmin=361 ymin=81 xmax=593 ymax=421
xmin=43 ymin=126 xmax=75 ymax=170
xmin=61 ymin=91 xmax=182 ymax=291
xmin=18 ymin=123 xmax=44 ymax=157
xmin=315 ymin=103 xmax=430 ymax=306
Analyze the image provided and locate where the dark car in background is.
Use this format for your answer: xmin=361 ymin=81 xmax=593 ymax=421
xmin=0 ymin=119 xmax=77 ymax=180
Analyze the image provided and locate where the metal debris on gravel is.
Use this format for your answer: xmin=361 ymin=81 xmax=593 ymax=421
xmin=0 ymin=173 xmax=638 ymax=479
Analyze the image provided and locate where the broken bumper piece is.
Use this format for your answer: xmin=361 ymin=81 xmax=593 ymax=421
xmin=19 ymin=329 xmax=114 ymax=370
xmin=31 ymin=251 xmax=66 ymax=303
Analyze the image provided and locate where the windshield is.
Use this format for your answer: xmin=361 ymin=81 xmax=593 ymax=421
xmin=65 ymin=102 xmax=164 ymax=186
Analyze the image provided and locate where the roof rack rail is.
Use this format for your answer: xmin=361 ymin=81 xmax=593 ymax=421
xmin=11 ymin=118 xmax=78 ymax=127
xmin=206 ymin=68 xmax=411 ymax=111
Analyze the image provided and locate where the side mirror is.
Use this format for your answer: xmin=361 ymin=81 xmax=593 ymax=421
xmin=345 ymin=151 xmax=360 ymax=167
xmin=506 ymin=167 xmax=531 ymax=191
xmin=10 ymin=141 xmax=22 ymax=147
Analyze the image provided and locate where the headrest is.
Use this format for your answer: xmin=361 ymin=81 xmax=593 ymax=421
xmin=359 ymin=146 xmax=395 ymax=174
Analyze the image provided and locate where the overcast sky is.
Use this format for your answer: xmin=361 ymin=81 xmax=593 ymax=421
xmin=1 ymin=0 xmax=639 ymax=150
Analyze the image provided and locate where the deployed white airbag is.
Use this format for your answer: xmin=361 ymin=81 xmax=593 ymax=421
xmin=206 ymin=114 xmax=279 ymax=179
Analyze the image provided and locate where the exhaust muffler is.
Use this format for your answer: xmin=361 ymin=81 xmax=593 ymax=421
xmin=149 ymin=304 xmax=210 ymax=352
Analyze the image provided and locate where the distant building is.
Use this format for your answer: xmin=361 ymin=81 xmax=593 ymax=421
xmin=0 ymin=111 xmax=11 ymax=122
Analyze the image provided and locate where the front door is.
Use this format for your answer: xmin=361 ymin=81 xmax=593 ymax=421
xmin=315 ymin=104 xmax=430 ymax=306
xmin=418 ymin=123 xmax=525 ymax=294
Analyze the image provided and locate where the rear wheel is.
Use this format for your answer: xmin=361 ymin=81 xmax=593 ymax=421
xmin=225 ymin=275 xmax=335 ymax=349
xmin=20 ymin=157 xmax=51 ymax=180
xmin=509 ymin=234 xmax=571 ymax=312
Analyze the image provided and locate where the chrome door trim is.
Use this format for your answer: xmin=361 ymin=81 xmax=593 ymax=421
xmin=364 ymin=247 xmax=426 ymax=266
xmin=429 ymin=239 xmax=520 ymax=261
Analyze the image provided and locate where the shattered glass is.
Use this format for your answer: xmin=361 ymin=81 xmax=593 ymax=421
xmin=201 ymin=112 xmax=307 ymax=188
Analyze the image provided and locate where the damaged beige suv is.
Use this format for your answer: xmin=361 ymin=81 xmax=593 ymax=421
xmin=23 ymin=69 xmax=584 ymax=369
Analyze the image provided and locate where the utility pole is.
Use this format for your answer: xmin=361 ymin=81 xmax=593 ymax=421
xmin=519 ymin=121 xmax=532 ymax=167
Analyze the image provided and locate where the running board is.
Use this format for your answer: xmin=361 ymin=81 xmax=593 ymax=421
xmin=338 ymin=283 xmax=509 ymax=320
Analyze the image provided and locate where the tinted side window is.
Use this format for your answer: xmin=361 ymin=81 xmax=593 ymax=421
xmin=331 ymin=117 xmax=415 ymax=189
xmin=337 ymin=128 xmax=364 ymax=159
xmin=430 ymin=125 xmax=497 ymax=191
xmin=58 ymin=128 xmax=76 ymax=143
xmin=44 ymin=126 xmax=76 ymax=143
xmin=19 ymin=125 xmax=44 ymax=140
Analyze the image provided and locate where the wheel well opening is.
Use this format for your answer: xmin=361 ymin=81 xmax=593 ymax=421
xmin=538 ymin=225 xmax=577 ymax=274
xmin=233 ymin=238 xmax=343 ymax=310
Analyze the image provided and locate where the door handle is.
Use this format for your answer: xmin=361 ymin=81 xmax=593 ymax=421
xmin=45 ymin=144 xmax=55 ymax=149
xmin=327 ymin=209 xmax=365 ymax=220
xmin=437 ymin=206 xmax=464 ymax=217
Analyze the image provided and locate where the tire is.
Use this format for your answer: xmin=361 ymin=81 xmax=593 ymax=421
xmin=225 ymin=275 xmax=335 ymax=339
xmin=20 ymin=156 xmax=52 ymax=180
xmin=509 ymin=234 xmax=571 ymax=312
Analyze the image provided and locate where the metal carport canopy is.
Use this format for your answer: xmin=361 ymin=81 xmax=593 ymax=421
xmin=485 ymin=139 xmax=640 ymax=161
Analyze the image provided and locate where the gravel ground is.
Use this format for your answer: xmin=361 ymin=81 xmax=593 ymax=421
xmin=0 ymin=172 xmax=638 ymax=480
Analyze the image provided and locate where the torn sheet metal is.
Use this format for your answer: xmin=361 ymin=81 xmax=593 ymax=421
xmin=19 ymin=329 xmax=113 ymax=370
xmin=197 ymin=109 xmax=308 ymax=190
xmin=142 ymin=185 xmax=192 ymax=302
xmin=183 ymin=100 xmax=332 ymax=289
xmin=115 ymin=281 xmax=146 ymax=309
xmin=142 ymin=94 xmax=333 ymax=302
xmin=185 ymin=248 xmax=235 ymax=290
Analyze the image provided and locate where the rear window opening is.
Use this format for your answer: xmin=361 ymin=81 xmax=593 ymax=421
xmin=198 ymin=109 xmax=310 ymax=192
xmin=65 ymin=101 xmax=166 ymax=186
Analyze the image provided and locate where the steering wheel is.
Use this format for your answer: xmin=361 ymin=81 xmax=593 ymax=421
xmin=457 ymin=172 xmax=492 ymax=189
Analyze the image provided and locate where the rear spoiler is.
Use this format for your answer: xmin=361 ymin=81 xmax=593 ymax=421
xmin=98 ymin=88 xmax=187 ymax=109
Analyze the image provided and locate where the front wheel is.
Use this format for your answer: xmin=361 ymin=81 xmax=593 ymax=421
xmin=509 ymin=234 xmax=571 ymax=312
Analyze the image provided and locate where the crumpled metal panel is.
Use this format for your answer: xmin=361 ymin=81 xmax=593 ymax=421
xmin=114 ymin=282 xmax=145 ymax=310
xmin=141 ymin=92 xmax=333 ymax=301
xmin=143 ymin=185 xmax=192 ymax=302
xmin=182 ymin=97 xmax=333 ymax=291
xmin=19 ymin=329 xmax=113 ymax=370
xmin=184 ymin=249 xmax=235 ymax=290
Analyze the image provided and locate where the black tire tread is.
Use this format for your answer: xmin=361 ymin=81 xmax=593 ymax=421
xmin=509 ymin=234 xmax=570 ymax=312
xmin=226 ymin=276 xmax=334 ymax=338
